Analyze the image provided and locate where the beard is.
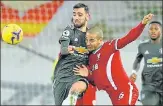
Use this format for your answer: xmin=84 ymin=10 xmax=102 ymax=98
xmin=73 ymin=21 xmax=86 ymax=28
xmin=72 ymin=18 xmax=87 ymax=28
xmin=74 ymin=23 xmax=84 ymax=28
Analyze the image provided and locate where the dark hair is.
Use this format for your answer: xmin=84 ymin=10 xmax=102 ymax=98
xmin=149 ymin=21 xmax=162 ymax=26
xmin=73 ymin=3 xmax=89 ymax=13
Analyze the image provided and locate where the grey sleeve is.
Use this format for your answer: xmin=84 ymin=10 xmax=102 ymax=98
xmin=60 ymin=40 xmax=70 ymax=55
xmin=59 ymin=29 xmax=71 ymax=55
xmin=133 ymin=44 xmax=143 ymax=72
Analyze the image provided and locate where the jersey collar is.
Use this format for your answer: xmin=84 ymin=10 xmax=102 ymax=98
xmin=92 ymin=42 xmax=104 ymax=54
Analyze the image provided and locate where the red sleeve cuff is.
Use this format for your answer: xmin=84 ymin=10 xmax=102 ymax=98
xmin=139 ymin=22 xmax=146 ymax=27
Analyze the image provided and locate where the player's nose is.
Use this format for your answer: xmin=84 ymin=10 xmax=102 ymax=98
xmin=74 ymin=15 xmax=79 ymax=20
xmin=86 ymin=41 xmax=90 ymax=46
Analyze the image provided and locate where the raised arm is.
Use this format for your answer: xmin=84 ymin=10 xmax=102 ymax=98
xmin=108 ymin=13 xmax=154 ymax=52
xmin=116 ymin=22 xmax=145 ymax=50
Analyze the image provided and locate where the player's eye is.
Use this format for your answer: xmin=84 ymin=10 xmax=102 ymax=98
xmin=73 ymin=12 xmax=76 ymax=16
xmin=90 ymin=39 xmax=95 ymax=42
xmin=155 ymin=28 xmax=158 ymax=30
xmin=79 ymin=14 xmax=83 ymax=17
xmin=78 ymin=13 xmax=83 ymax=17
xmin=85 ymin=39 xmax=88 ymax=42
xmin=149 ymin=28 xmax=154 ymax=31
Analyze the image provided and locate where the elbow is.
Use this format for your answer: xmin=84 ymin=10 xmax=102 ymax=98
xmin=133 ymin=62 xmax=140 ymax=71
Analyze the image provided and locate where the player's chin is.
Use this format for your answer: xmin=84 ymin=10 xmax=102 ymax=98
xmin=87 ymin=48 xmax=93 ymax=52
xmin=74 ymin=24 xmax=82 ymax=28
xmin=150 ymin=37 xmax=158 ymax=40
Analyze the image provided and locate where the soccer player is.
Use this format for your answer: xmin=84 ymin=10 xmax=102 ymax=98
xmin=73 ymin=13 xmax=154 ymax=105
xmin=130 ymin=21 xmax=162 ymax=105
xmin=52 ymin=3 xmax=96 ymax=105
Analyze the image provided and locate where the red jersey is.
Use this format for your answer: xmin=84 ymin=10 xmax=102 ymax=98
xmin=88 ymin=22 xmax=145 ymax=89
xmin=89 ymin=42 xmax=131 ymax=91
xmin=87 ymin=22 xmax=145 ymax=105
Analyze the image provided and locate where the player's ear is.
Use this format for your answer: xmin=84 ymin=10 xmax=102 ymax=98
xmin=99 ymin=38 xmax=103 ymax=42
xmin=86 ymin=13 xmax=90 ymax=21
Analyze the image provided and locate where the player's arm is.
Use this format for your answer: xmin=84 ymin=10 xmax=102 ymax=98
xmin=59 ymin=27 xmax=75 ymax=55
xmin=130 ymin=44 xmax=143 ymax=82
xmin=109 ymin=13 xmax=153 ymax=52
xmin=51 ymin=56 xmax=59 ymax=82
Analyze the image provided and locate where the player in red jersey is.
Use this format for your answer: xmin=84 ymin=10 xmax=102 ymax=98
xmin=73 ymin=13 xmax=154 ymax=105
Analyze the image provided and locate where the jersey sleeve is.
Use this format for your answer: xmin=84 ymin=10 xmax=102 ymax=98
xmin=106 ymin=22 xmax=145 ymax=52
xmin=59 ymin=26 xmax=72 ymax=44
xmin=59 ymin=26 xmax=73 ymax=55
xmin=132 ymin=44 xmax=143 ymax=71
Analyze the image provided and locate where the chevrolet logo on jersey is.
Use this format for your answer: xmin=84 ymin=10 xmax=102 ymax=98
xmin=147 ymin=57 xmax=162 ymax=64
xmin=74 ymin=46 xmax=89 ymax=54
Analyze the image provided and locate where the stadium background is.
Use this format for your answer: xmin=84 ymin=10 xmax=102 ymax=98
xmin=1 ymin=1 xmax=162 ymax=105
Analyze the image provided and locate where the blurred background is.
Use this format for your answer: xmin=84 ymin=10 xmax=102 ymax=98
xmin=1 ymin=1 xmax=162 ymax=105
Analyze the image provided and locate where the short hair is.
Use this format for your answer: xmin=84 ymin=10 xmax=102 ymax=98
xmin=73 ymin=3 xmax=89 ymax=13
xmin=149 ymin=21 xmax=162 ymax=26
xmin=87 ymin=26 xmax=103 ymax=39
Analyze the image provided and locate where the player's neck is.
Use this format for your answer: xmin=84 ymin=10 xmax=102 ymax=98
xmin=93 ymin=42 xmax=104 ymax=54
xmin=78 ymin=22 xmax=88 ymax=32
xmin=151 ymin=38 xmax=161 ymax=44
xmin=78 ymin=26 xmax=87 ymax=32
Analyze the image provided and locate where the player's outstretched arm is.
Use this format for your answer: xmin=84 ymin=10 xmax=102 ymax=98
xmin=116 ymin=13 xmax=154 ymax=50
xmin=130 ymin=45 xmax=143 ymax=82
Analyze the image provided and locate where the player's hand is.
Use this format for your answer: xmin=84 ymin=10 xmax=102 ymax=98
xmin=68 ymin=45 xmax=75 ymax=54
xmin=129 ymin=73 xmax=137 ymax=82
xmin=142 ymin=13 xmax=154 ymax=25
xmin=73 ymin=65 xmax=89 ymax=77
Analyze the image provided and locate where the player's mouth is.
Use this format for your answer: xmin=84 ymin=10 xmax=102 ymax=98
xmin=87 ymin=46 xmax=92 ymax=51
xmin=151 ymin=34 xmax=157 ymax=37
xmin=75 ymin=20 xmax=80 ymax=24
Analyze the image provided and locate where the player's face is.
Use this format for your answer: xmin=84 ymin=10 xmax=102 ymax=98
xmin=72 ymin=8 xmax=89 ymax=28
xmin=148 ymin=23 xmax=161 ymax=40
xmin=86 ymin=33 xmax=102 ymax=52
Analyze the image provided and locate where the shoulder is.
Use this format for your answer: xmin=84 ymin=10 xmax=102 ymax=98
xmin=62 ymin=25 xmax=75 ymax=37
xmin=64 ymin=24 xmax=75 ymax=31
xmin=138 ymin=40 xmax=150 ymax=48
xmin=105 ymin=39 xmax=117 ymax=45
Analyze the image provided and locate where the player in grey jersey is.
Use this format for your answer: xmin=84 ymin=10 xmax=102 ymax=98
xmin=52 ymin=3 xmax=96 ymax=105
xmin=130 ymin=21 xmax=162 ymax=105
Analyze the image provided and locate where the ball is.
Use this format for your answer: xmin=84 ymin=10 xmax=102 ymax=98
xmin=2 ymin=24 xmax=23 ymax=45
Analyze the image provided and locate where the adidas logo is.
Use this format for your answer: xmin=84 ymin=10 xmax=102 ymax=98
xmin=74 ymin=38 xmax=78 ymax=42
xmin=144 ymin=50 xmax=149 ymax=54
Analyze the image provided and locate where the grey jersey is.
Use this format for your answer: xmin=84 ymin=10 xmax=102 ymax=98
xmin=54 ymin=25 xmax=88 ymax=82
xmin=133 ymin=40 xmax=163 ymax=92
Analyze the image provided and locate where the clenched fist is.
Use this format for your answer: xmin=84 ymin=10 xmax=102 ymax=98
xmin=129 ymin=73 xmax=137 ymax=82
xmin=142 ymin=13 xmax=154 ymax=25
xmin=68 ymin=45 xmax=75 ymax=54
